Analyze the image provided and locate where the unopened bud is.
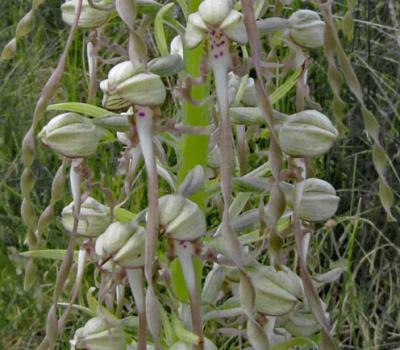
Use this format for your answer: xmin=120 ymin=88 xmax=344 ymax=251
xmin=159 ymin=194 xmax=206 ymax=241
xmin=70 ymin=316 xmax=127 ymax=349
xmin=148 ymin=55 xmax=184 ymax=77
xmin=278 ymin=110 xmax=338 ymax=158
xmin=95 ymin=221 xmax=145 ymax=269
xmin=38 ymin=113 xmax=102 ymax=158
xmin=288 ymin=10 xmax=325 ymax=48
xmin=280 ymin=178 xmax=340 ymax=222
xmin=251 ymin=266 xmax=303 ymax=316
xmin=101 ymin=61 xmax=166 ymax=110
xmin=61 ymin=197 xmax=110 ymax=237
xmin=61 ymin=0 xmax=111 ymax=29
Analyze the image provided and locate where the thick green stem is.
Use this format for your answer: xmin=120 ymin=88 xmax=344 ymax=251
xmin=177 ymin=0 xmax=209 ymax=207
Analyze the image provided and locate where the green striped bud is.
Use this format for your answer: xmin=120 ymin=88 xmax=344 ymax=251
xmin=280 ymin=178 xmax=340 ymax=222
xmin=38 ymin=113 xmax=102 ymax=158
xmin=288 ymin=10 xmax=325 ymax=48
xmin=278 ymin=110 xmax=338 ymax=158
xmin=100 ymin=61 xmax=166 ymax=110
xmin=70 ymin=317 xmax=127 ymax=349
xmin=159 ymin=194 xmax=206 ymax=241
xmin=61 ymin=197 xmax=110 ymax=237
xmin=251 ymin=266 xmax=303 ymax=316
xmin=95 ymin=221 xmax=145 ymax=269
xmin=61 ymin=0 xmax=111 ymax=29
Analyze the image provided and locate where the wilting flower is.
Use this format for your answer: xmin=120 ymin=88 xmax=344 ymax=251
xmin=288 ymin=9 xmax=325 ymax=48
xmin=100 ymin=61 xmax=166 ymax=110
xmin=280 ymin=177 xmax=340 ymax=222
xmin=61 ymin=0 xmax=111 ymax=29
xmin=61 ymin=197 xmax=110 ymax=237
xmin=278 ymin=109 xmax=338 ymax=158
xmin=38 ymin=113 xmax=102 ymax=158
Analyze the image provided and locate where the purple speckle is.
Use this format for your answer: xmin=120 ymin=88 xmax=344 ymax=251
xmin=220 ymin=40 xmax=225 ymax=45
xmin=211 ymin=44 xmax=214 ymax=49
xmin=214 ymin=54 xmax=219 ymax=59
xmin=138 ymin=111 xmax=145 ymax=117
xmin=219 ymin=51 xmax=224 ymax=57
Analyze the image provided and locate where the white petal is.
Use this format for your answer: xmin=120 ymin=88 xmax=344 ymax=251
xmin=184 ymin=14 xmax=207 ymax=48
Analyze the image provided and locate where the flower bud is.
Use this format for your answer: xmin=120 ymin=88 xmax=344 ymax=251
xmin=280 ymin=178 xmax=339 ymax=222
xmin=288 ymin=10 xmax=325 ymax=48
xmin=278 ymin=110 xmax=338 ymax=158
xmin=38 ymin=113 xmax=101 ymax=158
xmin=251 ymin=266 xmax=303 ymax=316
xmin=148 ymin=55 xmax=184 ymax=77
xmin=61 ymin=197 xmax=110 ymax=237
xmin=281 ymin=304 xmax=320 ymax=337
xmin=227 ymin=73 xmax=257 ymax=107
xmin=100 ymin=61 xmax=166 ymax=110
xmin=61 ymin=0 xmax=111 ymax=29
xmin=159 ymin=194 xmax=206 ymax=241
xmin=95 ymin=221 xmax=145 ymax=269
xmin=70 ymin=316 xmax=127 ymax=350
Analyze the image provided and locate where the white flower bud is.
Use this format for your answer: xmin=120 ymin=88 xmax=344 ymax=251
xmin=101 ymin=61 xmax=166 ymax=110
xmin=38 ymin=113 xmax=101 ymax=158
xmin=158 ymin=194 xmax=206 ymax=241
xmin=70 ymin=317 xmax=127 ymax=349
xmin=280 ymin=178 xmax=340 ymax=222
xmin=61 ymin=197 xmax=110 ymax=237
xmin=251 ymin=266 xmax=303 ymax=316
xmin=170 ymin=339 xmax=217 ymax=350
xmin=288 ymin=10 xmax=325 ymax=48
xmin=95 ymin=221 xmax=145 ymax=269
xmin=278 ymin=110 xmax=338 ymax=158
xmin=61 ymin=0 xmax=111 ymax=29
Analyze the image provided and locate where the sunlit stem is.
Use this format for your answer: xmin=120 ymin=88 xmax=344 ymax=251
xmin=174 ymin=240 xmax=203 ymax=349
xmin=127 ymin=268 xmax=147 ymax=350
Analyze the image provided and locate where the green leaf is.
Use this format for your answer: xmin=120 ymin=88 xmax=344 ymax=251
xmin=269 ymin=68 xmax=302 ymax=106
xmin=169 ymin=256 xmax=202 ymax=302
xmin=154 ymin=3 xmax=175 ymax=56
xmin=47 ymin=102 xmax=110 ymax=118
xmin=20 ymin=249 xmax=79 ymax=261
xmin=114 ymin=208 xmax=136 ymax=222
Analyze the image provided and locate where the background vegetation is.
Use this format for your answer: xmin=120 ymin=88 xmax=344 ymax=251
xmin=0 ymin=0 xmax=399 ymax=349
